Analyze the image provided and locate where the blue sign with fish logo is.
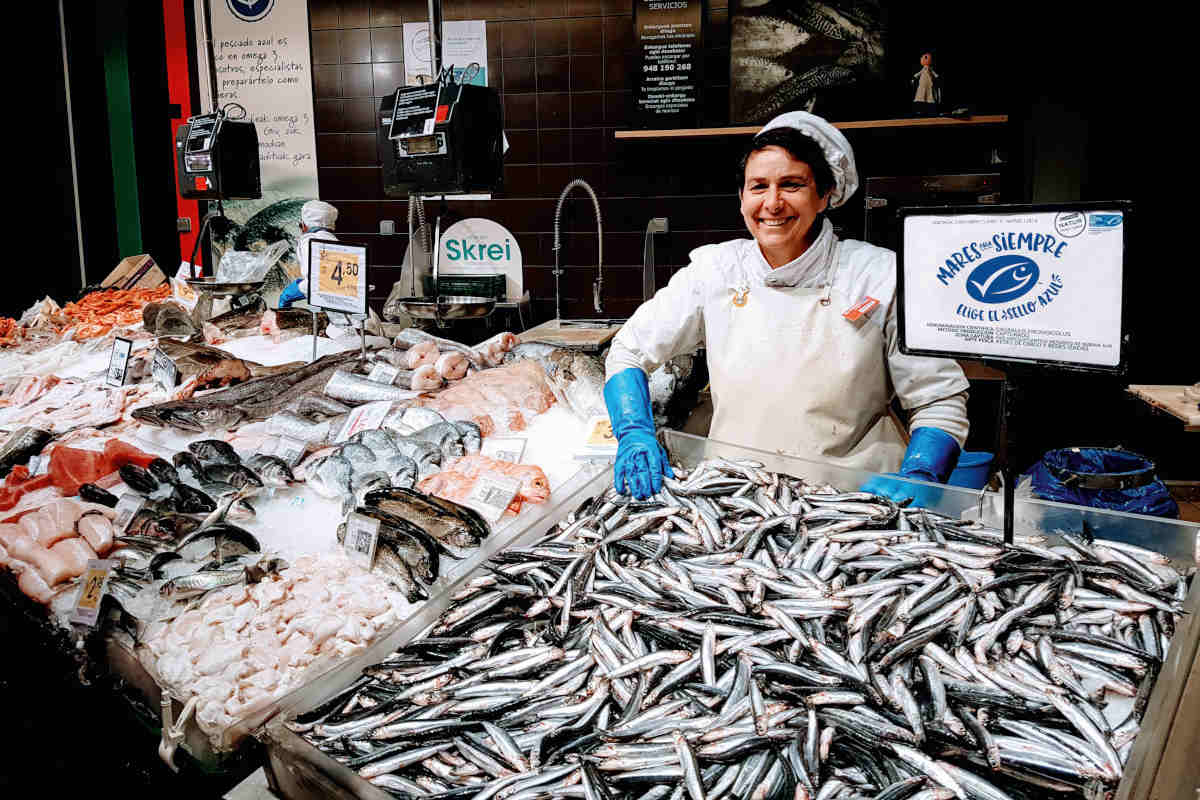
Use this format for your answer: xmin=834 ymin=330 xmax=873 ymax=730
xmin=227 ymin=0 xmax=274 ymax=22
xmin=964 ymin=255 xmax=1041 ymax=304
xmin=1088 ymin=213 xmax=1122 ymax=229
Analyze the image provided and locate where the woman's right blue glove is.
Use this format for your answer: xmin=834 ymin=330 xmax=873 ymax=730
xmin=603 ymin=367 xmax=670 ymax=499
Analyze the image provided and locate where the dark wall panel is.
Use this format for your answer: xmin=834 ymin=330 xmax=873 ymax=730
xmin=307 ymin=0 xmax=1021 ymax=324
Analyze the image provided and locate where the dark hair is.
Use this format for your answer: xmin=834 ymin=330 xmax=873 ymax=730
xmin=737 ymin=128 xmax=835 ymax=199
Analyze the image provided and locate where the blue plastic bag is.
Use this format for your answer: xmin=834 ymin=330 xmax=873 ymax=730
xmin=1028 ymin=448 xmax=1178 ymax=518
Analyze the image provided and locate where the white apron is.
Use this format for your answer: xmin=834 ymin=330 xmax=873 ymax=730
xmin=706 ymin=243 xmax=907 ymax=473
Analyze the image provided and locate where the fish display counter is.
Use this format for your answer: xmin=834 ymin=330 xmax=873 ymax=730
xmin=0 ymin=286 xmax=619 ymax=770
xmin=259 ymin=430 xmax=1199 ymax=800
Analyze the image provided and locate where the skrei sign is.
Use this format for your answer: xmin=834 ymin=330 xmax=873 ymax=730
xmin=898 ymin=204 xmax=1128 ymax=372
xmin=438 ymin=218 xmax=523 ymax=301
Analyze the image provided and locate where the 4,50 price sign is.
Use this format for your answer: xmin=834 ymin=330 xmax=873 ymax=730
xmin=308 ymin=239 xmax=369 ymax=315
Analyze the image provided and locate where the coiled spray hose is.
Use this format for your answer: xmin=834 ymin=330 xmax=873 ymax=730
xmin=408 ymin=194 xmax=431 ymax=294
xmin=553 ymin=179 xmax=603 ymax=318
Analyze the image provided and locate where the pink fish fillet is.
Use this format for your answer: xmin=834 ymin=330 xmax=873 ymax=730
xmin=435 ymin=351 xmax=469 ymax=381
xmin=405 ymin=341 xmax=440 ymax=369
xmin=0 ymin=523 xmax=23 ymax=550
xmin=201 ymin=321 xmax=227 ymax=345
xmin=51 ymin=537 xmax=98 ymax=578
xmin=76 ymin=512 xmax=115 ymax=555
xmin=24 ymin=509 xmax=73 ymax=548
xmin=412 ymin=364 xmax=444 ymax=392
xmin=9 ymin=536 xmax=72 ymax=586
xmin=18 ymin=567 xmax=56 ymax=604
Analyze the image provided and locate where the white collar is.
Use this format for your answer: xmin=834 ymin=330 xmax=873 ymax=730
xmin=747 ymin=219 xmax=837 ymax=288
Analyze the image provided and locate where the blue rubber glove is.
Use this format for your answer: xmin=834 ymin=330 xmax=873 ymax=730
xmin=862 ymin=427 xmax=961 ymax=506
xmin=604 ymin=367 xmax=670 ymax=499
xmin=278 ymin=277 xmax=306 ymax=308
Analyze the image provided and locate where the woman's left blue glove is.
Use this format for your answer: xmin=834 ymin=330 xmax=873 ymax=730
xmin=278 ymin=278 xmax=306 ymax=308
xmin=862 ymin=427 xmax=961 ymax=505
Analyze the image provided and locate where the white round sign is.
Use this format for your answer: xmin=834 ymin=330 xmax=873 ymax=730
xmin=437 ymin=218 xmax=523 ymax=301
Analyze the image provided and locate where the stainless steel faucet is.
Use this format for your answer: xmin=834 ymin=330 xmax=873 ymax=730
xmin=553 ymin=179 xmax=603 ymax=318
xmin=643 ymin=217 xmax=668 ymax=302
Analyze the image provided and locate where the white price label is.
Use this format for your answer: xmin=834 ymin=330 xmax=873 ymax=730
xmin=464 ymin=472 xmax=521 ymax=522
xmin=112 ymin=493 xmax=145 ymax=533
xmin=276 ymin=435 xmax=307 ymax=467
xmin=344 ymin=513 xmax=380 ymax=568
xmin=70 ymin=559 xmax=114 ymax=627
xmin=367 ymin=363 xmax=400 ymax=384
xmin=336 ymin=401 xmax=393 ymax=443
xmin=480 ymin=437 xmax=527 ymax=464
xmin=151 ymin=348 xmax=180 ymax=393
xmin=27 ymin=455 xmax=49 ymax=476
xmin=106 ymin=337 xmax=133 ymax=387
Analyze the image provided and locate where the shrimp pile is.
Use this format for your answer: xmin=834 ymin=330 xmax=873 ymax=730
xmin=63 ymin=285 xmax=172 ymax=341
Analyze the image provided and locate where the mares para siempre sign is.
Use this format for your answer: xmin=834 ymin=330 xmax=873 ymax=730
xmin=898 ymin=205 xmax=1128 ymax=370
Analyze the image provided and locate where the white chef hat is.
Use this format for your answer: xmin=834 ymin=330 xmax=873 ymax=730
xmin=301 ymin=199 xmax=339 ymax=230
xmin=757 ymin=111 xmax=858 ymax=208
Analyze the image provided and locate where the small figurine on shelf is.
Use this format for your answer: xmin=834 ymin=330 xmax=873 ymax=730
xmin=911 ymin=51 xmax=942 ymax=116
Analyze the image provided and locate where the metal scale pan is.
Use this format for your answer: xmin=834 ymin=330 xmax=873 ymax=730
xmin=393 ymin=214 xmax=494 ymax=326
xmin=185 ymin=278 xmax=266 ymax=297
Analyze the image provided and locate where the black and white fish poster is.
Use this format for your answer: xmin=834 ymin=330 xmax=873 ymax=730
xmin=729 ymin=0 xmax=884 ymax=123
xmin=900 ymin=208 xmax=1126 ymax=370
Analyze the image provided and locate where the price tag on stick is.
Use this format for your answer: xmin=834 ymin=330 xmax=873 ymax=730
xmin=367 ymin=362 xmax=400 ymax=385
xmin=71 ymin=559 xmax=115 ymax=627
xmin=106 ymin=337 xmax=133 ymax=387
xmin=344 ymin=513 xmax=380 ymax=568
xmin=112 ymin=494 xmax=145 ymax=533
xmin=480 ymin=437 xmax=527 ymax=464
xmin=464 ymin=472 xmax=522 ymax=522
xmin=151 ymin=348 xmax=180 ymax=393
xmin=336 ymin=401 xmax=392 ymax=443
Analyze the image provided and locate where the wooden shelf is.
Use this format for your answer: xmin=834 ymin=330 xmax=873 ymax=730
xmin=614 ymin=115 xmax=1009 ymax=139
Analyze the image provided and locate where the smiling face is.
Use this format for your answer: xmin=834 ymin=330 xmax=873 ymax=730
xmin=739 ymin=146 xmax=831 ymax=268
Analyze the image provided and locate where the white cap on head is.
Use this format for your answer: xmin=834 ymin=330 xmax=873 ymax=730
xmin=301 ymin=199 xmax=339 ymax=230
xmin=756 ymin=111 xmax=858 ymax=208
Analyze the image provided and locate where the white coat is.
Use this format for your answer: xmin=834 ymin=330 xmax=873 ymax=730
xmin=606 ymin=220 xmax=970 ymax=473
xmin=296 ymin=227 xmax=339 ymax=296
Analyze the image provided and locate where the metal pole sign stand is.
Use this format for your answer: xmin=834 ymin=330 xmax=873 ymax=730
xmin=896 ymin=202 xmax=1131 ymax=544
xmin=306 ymin=238 xmax=371 ymax=364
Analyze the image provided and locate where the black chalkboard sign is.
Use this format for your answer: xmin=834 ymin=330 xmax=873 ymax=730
xmin=633 ymin=0 xmax=704 ymax=128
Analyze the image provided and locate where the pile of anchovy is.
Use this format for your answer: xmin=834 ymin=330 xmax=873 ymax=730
xmin=292 ymin=458 xmax=1192 ymax=799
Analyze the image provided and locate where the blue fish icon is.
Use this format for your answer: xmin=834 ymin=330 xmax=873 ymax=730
xmin=1088 ymin=213 xmax=1122 ymax=228
xmin=965 ymin=255 xmax=1040 ymax=304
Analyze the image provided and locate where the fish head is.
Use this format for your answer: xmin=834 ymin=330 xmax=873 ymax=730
xmin=164 ymin=404 xmax=247 ymax=432
xmin=522 ymin=475 xmax=552 ymax=503
xmin=130 ymin=405 xmax=172 ymax=428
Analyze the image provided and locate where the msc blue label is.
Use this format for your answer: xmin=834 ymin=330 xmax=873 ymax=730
xmin=227 ymin=0 xmax=275 ymax=22
xmin=965 ymin=255 xmax=1040 ymax=304
xmin=1088 ymin=213 xmax=1122 ymax=229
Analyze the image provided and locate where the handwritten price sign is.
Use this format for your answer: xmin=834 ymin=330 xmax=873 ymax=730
xmin=308 ymin=240 xmax=369 ymax=314
xmin=318 ymin=250 xmax=360 ymax=298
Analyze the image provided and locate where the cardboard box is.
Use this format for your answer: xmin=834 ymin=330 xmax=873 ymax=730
xmin=101 ymin=255 xmax=167 ymax=291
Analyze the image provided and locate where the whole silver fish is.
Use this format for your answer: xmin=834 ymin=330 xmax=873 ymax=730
xmin=291 ymin=456 xmax=1189 ymax=800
